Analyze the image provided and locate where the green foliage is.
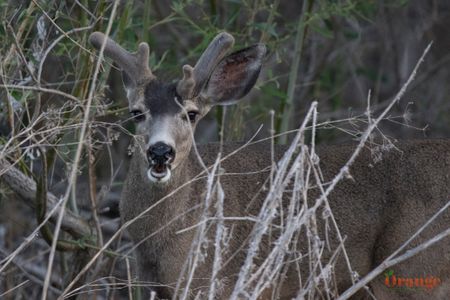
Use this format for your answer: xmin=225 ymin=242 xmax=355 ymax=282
xmin=0 ymin=0 xmax=415 ymax=153
xmin=0 ymin=0 xmax=415 ymax=147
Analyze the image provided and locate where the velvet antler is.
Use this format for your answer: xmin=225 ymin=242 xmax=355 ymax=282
xmin=89 ymin=32 xmax=155 ymax=85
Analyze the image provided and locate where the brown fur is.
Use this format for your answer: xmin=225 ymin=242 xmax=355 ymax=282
xmin=121 ymin=139 xmax=450 ymax=299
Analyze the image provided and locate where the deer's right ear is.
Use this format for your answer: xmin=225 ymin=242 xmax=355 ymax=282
xmin=202 ymin=44 xmax=266 ymax=106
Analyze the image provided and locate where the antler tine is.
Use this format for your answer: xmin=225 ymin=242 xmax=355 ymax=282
xmin=89 ymin=32 xmax=154 ymax=84
xmin=177 ymin=65 xmax=195 ymax=99
xmin=177 ymin=32 xmax=235 ymax=99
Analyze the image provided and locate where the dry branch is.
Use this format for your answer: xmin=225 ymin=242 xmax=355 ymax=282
xmin=0 ymin=158 xmax=92 ymax=239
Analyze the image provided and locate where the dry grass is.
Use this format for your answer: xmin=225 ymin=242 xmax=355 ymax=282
xmin=1 ymin=1 xmax=450 ymax=299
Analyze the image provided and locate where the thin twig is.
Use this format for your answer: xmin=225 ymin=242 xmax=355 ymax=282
xmin=338 ymin=198 xmax=450 ymax=299
xmin=42 ymin=1 xmax=120 ymax=299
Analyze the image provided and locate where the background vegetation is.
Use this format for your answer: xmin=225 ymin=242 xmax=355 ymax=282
xmin=0 ymin=0 xmax=449 ymax=298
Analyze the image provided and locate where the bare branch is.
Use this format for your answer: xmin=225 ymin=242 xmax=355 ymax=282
xmin=0 ymin=158 xmax=92 ymax=238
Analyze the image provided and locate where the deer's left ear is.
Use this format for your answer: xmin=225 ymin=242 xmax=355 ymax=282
xmin=202 ymin=44 xmax=266 ymax=105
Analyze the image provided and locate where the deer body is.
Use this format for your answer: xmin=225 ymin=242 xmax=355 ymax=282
xmin=89 ymin=32 xmax=450 ymax=299
xmin=121 ymin=140 xmax=450 ymax=299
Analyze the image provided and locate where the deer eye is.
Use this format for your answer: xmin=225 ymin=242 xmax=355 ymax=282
xmin=186 ymin=111 xmax=198 ymax=123
xmin=130 ymin=110 xmax=145 ymax=122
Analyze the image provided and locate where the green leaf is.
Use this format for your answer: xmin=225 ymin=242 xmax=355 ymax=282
xmin=310 ymin=21 xmax=334 ymax=39
xmin=261 ymin=83 xmax=287 ymax=99
xmin=252 ymin=22 xmax=279 ymax=38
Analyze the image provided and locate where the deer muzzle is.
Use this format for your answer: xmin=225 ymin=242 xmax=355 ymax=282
xmin=146 ymin=142 xmax=175 ymax=183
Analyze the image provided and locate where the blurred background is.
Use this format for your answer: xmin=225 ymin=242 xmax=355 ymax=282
xmin=1 ymin=0 xmax=449 ymax=298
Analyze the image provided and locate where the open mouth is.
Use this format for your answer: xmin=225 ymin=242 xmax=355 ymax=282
xmin=147 ymin=163 xmax=171 ymax=183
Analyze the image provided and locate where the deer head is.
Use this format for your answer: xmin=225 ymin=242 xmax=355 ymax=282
xmin=90 ymin=32 xmax=266 ymax=183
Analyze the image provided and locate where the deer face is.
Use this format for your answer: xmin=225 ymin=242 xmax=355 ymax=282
xmin=126 ymin=80 xmax=205 ymax=183
xmin=90 ymin=32 xmax=265 ymax=183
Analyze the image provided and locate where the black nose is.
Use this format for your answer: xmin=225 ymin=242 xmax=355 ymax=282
xmin=147 ymin=142 xmax=175 ymax=164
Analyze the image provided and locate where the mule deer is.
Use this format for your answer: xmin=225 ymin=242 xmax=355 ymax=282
xmin=89 ymin=31 xmax=450 ymax=299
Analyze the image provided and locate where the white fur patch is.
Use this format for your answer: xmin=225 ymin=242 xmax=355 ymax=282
xmin=147 ymin=168 xmax=171 ymax=183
